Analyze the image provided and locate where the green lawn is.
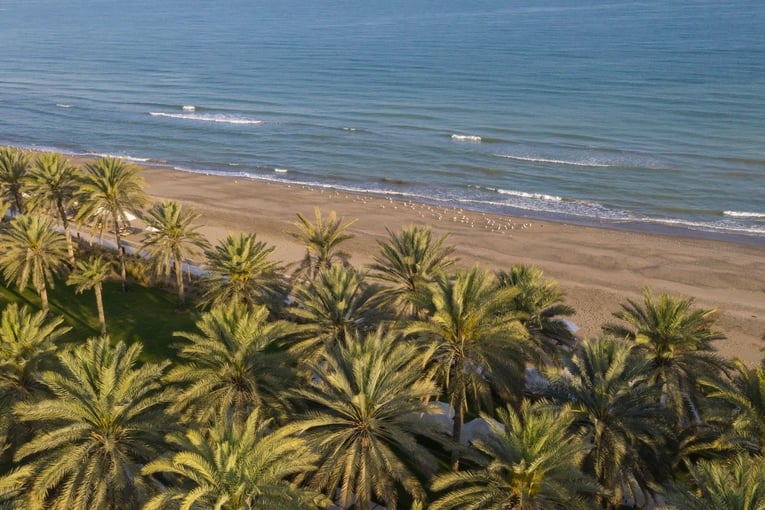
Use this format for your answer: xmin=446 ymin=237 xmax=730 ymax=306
xmin=0 ymin=281 xmax=200 ymax=362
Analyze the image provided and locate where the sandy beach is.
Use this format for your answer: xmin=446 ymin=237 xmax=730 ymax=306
xmin=96 ymin=163 xmax=761 ymax=366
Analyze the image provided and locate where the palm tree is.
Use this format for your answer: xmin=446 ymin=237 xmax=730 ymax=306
xmin=603 ymin=288 xmax=728 ymax=426
xmin=292 ymin=327 xmax=441 ymax=510
xmin=290 ymin=208 xmax=356 ymax=279
xmin=542 ymin=336 xmax=671 ymax=509
xmin=141 ymin=200 xmax=209 ymax=309
xmin=405 ymin=267 xmax=528 ymax=470
xmin=0 ymin=303 xmax=70 ymax=464
xmin=12 ymin=336 xmax=175 ymax=510
xmin=0 ymin=303 xmax=69 ymax=405
xmin=168 ymin=303 xmax=299 ymax=426
xmin=26 ymin=152 xmax=83 ymax=265
xmin=66 ymin=255 xmax=112 ymax=336
xmin=369 ymin=225 xmax=455 ymax=318
xmin=702 ymin=359 xmax=765 ymax=453
xmin=76 ymin=156 xmax=148 ymax=291
xmin=0 ymin=215 xmax=69 ymax=311
xmin=430 ymin=400 xmax=599 ymax=510
xmin=660 ymin=453 xmax=765 ymax=510
xmin=0 ymin=147 xmax=30 ymax=216
xmin=290 ymin=263 xmax=390 ymax=359
xmin=199 ymin=232 xmax=286 ymax=311
xmin=496 ymin=264 xmax=577 ymax=365
xmin=142 ymin=408 xmax=324 ymax=510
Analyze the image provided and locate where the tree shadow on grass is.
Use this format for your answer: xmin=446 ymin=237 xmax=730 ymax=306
xmin=0 ymin=280 xmax=198 ymax=364
xmin=0 ymin=283 xmax=99 ymax=343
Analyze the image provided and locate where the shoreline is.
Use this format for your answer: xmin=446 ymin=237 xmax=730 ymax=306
xmin=19 ymin=150 xmax=765 ymax=365
xmin=14 ymin=144 xmax=765 ymax=248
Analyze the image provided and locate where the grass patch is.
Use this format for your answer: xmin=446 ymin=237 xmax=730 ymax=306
xmin=0 ymin=280 xmax=200 ymax=362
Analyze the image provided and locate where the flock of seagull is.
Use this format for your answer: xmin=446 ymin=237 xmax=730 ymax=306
xmin=311 ymin=187 xmax=537 ymax=235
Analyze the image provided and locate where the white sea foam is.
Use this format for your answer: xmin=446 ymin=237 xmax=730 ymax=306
xmin=723 ymin=210 xmax=765 ymax=219
xmin=451 ymin=134 xmax=482 ymax=142
xmin=458 ymin=196 xmax=615 ymax=220
xmin=55 ymin=103 xmax=72 ymax=108
xmin=149 ymin=112 xmax=263 ymax=125
xmin=182 ymin=105 xmax=196 ymax=111
xmin=494 ymin=154 xmax=611 ymax=167
xmin=139 ymin=164 xmax=765 ymax=240
xmin=274 ymin=168 xmax=288 ymax=174
xmin=89 ymin=152 xmax=151 ymax=162
xmin=496 ymin=188 xmax=562 ymax=202
xmin=646 ymin=217 xmax=765 ymax=236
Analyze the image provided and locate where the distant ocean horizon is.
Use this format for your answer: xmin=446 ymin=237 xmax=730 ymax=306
xmin=1 ymin=0 xmax=764 ymax=243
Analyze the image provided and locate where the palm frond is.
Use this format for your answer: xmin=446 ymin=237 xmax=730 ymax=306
xmin=292 ymin=327 xmax=440 ymax=509
xmin=169 ymin=303 xmax=299 ymax=425
xmin=12 ymin=336 xmax=175 ymax=509
xmin=143 ymin=407 xmax=323 ymax=510
xmin=200 ymin=232 xmax=286 ymax=311
xmin=290 ymin=208 xmax=356 ymax=279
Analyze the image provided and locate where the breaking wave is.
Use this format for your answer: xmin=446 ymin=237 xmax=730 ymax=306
xmin=495 ymin=188 xmax=562 ymax=202
xmin=149 ymin=112 xmax=263 ymax=125
xmin=88 ymin=152 xmax=152 ymax=163
xmin=451 ymin=134 xmax=482 ymax=143
xmin=493 ymin=153 xmax=612 ymax=167
xmin=724 ymin=210 xmax=765 ymax=219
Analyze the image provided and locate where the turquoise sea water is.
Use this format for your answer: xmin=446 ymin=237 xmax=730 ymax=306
xmin=1 ymin=0 xmax=764 ymax=242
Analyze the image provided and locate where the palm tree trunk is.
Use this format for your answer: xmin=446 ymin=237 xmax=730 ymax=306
xmin=95 ymin=284 xmax=106 ymax=336
xmin=450 ymin=395 xmax=464 ymax=471
xmin=57 ymin=200 xmax=75 ymax=266
xmin=112 ymin=212 xmax=127 ymax=292
xmin=13 ymin=189 xmax=24 ymax=216
xmin=39 ymin=283 xmax=49 ymax=312
xmin=174 ymin=256 xmax=186 ymax=310
xmin=63 ymin=225 xmax=75 ymax=267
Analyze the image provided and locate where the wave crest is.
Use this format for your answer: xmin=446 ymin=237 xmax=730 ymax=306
xmin=149 ymin=112 xmax=263 ymax=125
xmin=724 ymin=210 xmax=765 ymax=219
xmin=496 ymin=188 xmax=562 ymax=202
xmin=88 ymin=152 xmax=151 ymax=163
xmin=494 ymin=153 xmax=612 ymax=167
xmin=451 ymin=134 xmax=482 ymax=142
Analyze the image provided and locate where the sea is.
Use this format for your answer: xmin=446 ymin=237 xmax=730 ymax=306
xmin=1 ymin=0 xmax=764 ymax=243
